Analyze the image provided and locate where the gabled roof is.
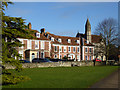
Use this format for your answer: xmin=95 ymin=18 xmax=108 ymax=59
xmin=91 ymin=35 xmax=102 ymax=43
xmin=76 ymin=32 xmax=85 ymax=38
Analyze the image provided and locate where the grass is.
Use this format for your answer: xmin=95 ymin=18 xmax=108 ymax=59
xmin=2 ymin=66 xmax=118 ymax=88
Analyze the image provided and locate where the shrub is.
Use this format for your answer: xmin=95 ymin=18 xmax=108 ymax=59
xmin=2 ymin=69 xmax=30 ymax=85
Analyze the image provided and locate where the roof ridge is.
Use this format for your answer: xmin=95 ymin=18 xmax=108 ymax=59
xmin=49 ymin=33 xmax=79 ymax=38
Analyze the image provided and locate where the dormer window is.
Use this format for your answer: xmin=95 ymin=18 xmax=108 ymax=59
xmin=58 ymin=38 xmax=61 ymax=43
xmin=67 ymin=39 xmax=71 ymax=43
xmin=76 ymin=40 xmax=80 ymax=44
xmin=36 ymin=33 xmax=40 ymax=38
xmin=51 ymin=37 xmax=54 ymax=41
xmin=46 ymin=34 xmax=49 ymax=38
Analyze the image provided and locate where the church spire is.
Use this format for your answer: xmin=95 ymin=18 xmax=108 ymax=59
xmin=86 ymin=18 xmax=90 ymax=25
xmin=85 ymin=18 xmax=91 ymax=43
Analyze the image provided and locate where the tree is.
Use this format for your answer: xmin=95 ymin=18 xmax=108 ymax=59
xmin=1 ymin=1 xmax=33 ymax=85
xmin=108 ymin=44 xmax=119 ymax=61
xmin=95 ymin=18 xmax=118 ymax=60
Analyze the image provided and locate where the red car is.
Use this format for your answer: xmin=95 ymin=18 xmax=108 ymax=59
xmin=95 ymin=58 xmax=102 ymax=62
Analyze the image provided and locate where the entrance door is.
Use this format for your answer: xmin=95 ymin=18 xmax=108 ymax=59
xmin=41 ymin=52 xmax=44 ymax=58
xmin=32 ymin=53 xmax=35 ymax=60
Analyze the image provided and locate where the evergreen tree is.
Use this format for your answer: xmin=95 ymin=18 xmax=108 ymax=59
xmin=1 ymin=1 xmax=33 ymax=85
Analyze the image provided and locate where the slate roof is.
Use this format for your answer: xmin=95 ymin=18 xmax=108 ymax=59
xmin=48 ymin=33 xmax=80 ymax=46
xmin=91 ymin=35 xmax=102 ymax=43
xmin=46 ymin=33 xmax=94 ymax=46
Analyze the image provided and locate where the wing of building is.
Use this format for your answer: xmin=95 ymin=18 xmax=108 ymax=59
xmin=76 ymin=18 xmax=106 ymax=61
xmin=17 ymin=23 xmax=51 ymax=62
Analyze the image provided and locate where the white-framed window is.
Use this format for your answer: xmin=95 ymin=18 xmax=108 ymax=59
xmin=85 ymin=56 xmax=87 ymax=60
xmin=59 ymin=46 xmax=62 ymax=52
xmin=85 ymin=48 xmax=87 ymax=53
xmin=55 ymin=54 xmax=57 ymax=59
xmin=89 ymin=48 xmax=92 ymax=53
xmin=77 ymin=40 xmax=80 ymax=44
xmin=73 ymin=47 xmax=76 ymax=52
xmin=89 ymin=56 xmax=91 ymax=60
xmin=64 ymin=46 xmax=67 ymax=52
xmin=27 ymin=40 xmax=31 ymax=49
xmin=77 ymin=55 xmax=80 ymax=60
xmin=68 ymin=46 xmax=71 ymax=52
xmin=58 ymin=38 xmax=62 ymax=43
xmin=77 ymin=47 xmax=79 ymax=52
xmin=67 ymin=39 xmax=71 ymax=43
xmin=55 ymin=46 xmax=57 ymax=52
xmin=35 ymin=41 xmax=39 ymax=49
xmin=36 ymin=33 xmax=40 ymax=38
xmin=41 ymin=41 xmax=44 ymax=49
xmin=51 ymin=37 xmax=54 ymax=41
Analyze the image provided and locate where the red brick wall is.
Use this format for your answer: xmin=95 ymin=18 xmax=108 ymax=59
xmin=84 ymin=47 xmax=94 ymax=60
xmin=75 ymin=55 xmax=77 ymax=60
xmin=32 ymin=41 xmax=35 ymax=49
xmin=23 ymin=40 xmax=27 ymax=49
xmin=71 ymin=47 xmax=73 ymax=53
xmin=45 ymin=52 xmax=50 ymax=58
xmin=23 ymin=51 xmax=25 ymax=59
xmin=39 ymin=41 xmax=41 ymax=50
xmin=62 ymin=46 xmax=64 ymax=53
xmin=45 ymin=42 xmax=49 ymax=50
xmin=76 ymin=47 xmax=77 ymax=53
xmin=67 ymin=46 xmax=68 ymax=53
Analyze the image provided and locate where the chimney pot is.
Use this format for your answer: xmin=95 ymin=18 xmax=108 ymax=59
xmin=41 ymin=28 xmax=45 ymax=34
xmin=28 ymin=22 xmax=32 ymax=29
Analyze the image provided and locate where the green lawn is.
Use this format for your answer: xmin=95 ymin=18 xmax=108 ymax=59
xmin=2 ymin=66 xmax=118 ymax=88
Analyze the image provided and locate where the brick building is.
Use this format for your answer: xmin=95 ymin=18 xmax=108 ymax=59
xmin=17 ymin=19 xmax=95 ymax=62
xmin=17 ymin=23 xmax=51 ymax=62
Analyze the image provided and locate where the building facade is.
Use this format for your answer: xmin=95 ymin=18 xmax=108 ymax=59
xmin=17 ymin=19 xmax=95 ymax=62
xmin=17 ymin=24 xmax=51 ymax=62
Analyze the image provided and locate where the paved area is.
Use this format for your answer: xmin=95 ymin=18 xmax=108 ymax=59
xmin=90 ymin=68 xmax=119 ymax=88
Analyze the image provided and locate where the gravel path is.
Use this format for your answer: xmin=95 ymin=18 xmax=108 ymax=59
xmin=90 ymin=68 xmax=119 ymax=88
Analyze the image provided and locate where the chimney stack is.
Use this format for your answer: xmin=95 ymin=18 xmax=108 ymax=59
xmin=41 ymin=28 xmax=45 ymax=34
xmin=28 ymin=22 xmax=32 ymax=29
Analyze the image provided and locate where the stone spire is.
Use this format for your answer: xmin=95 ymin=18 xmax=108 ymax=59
xmin=85 ymin=18 xmax=91 ymax=43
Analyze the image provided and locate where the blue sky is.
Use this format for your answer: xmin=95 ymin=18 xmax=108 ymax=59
xmin=5 ymin=2 xmax=118 ymax=37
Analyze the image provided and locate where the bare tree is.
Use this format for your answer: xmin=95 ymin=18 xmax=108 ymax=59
xmin=95 ymin=18 xmax=118 ymax=60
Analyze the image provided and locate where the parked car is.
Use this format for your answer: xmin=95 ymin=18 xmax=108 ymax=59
xmin=49 ymin=59 xmax=62 ymax=62
xmin=95 ymin=58 xmax=102 ymax=62
xmin=32 ymin=58 xmax=52 ymax=63
xmin=49 ymin=59 xmax=74 ymax=62
xmin=19 ymin=60 xmax=30 ymax=63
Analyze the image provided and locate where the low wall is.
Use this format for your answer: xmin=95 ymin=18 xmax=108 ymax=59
xmin=4 ymin=61 xmax=105 ymax=69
